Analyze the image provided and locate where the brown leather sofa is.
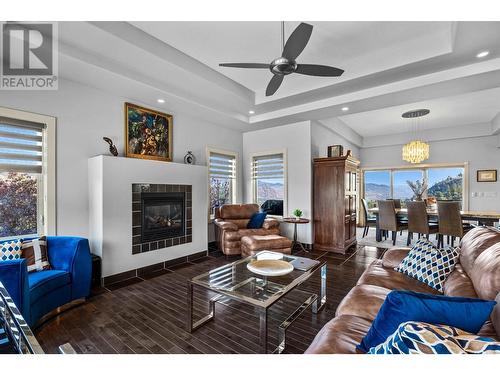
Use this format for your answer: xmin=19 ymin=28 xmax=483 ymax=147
xmin=214 ymin=204 xmax=280 ymax=255
xmin=306 ymin=226 xmax=500 ymax=353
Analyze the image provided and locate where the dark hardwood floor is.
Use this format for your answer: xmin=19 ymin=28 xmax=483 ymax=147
xmin=34 ymin=245 xmax=386 ymax=354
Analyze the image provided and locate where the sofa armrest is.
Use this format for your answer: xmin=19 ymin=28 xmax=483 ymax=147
xmin=0 ymin=259 xmax=30 ymax=320
xmin=382 ymin=248 xmax=410 ymax=269
xmin=262 ymin=218 xmax=280 ymax=230
xmin=214 ymin=220 xmax=238 ymax=232
xmin=47 ymin=237 xmax=92 ymax=299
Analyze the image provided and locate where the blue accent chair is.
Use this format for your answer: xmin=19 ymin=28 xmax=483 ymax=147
xmin=0 ymin=236 xmax=92 ymax=327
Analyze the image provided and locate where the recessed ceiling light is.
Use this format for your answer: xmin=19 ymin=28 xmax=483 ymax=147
xmin=157 ymin=99 xmax=165 ymax=103
xmin=476 ymin=50 xmax=489 ymax=58
xmin=248 ymin=110 xmax=255 ymax=114
xmin=341 ymin=107 xmax=349 ymax=112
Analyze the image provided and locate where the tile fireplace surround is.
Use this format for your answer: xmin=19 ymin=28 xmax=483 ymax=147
xmin=132 ymin=183 xmax=193 ymax=255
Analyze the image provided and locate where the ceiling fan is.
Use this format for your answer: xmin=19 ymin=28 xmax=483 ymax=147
xmin=219 ymin=22 xmax=344 ymax=96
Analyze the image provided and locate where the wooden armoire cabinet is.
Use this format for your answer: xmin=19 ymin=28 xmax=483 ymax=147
xmin=313 ymin=155 xmax=360 ymax=254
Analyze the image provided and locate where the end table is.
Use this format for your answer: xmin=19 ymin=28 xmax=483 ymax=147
xmin=283 ymin=217 xmax=310 ymax=252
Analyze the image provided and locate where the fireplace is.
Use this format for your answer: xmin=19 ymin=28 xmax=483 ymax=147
xmin=132 ymin=183 xmax=192 ymax=254
xmin=141 ymin=192 xmax=185 ymax=242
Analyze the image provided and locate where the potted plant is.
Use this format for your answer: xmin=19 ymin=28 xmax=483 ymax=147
xmin=293 ymin=209 xmax=303 ymax=219
xmin=407 ymin=177 xmax=428 ymax=201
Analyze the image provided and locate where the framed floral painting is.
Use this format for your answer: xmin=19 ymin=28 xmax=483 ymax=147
xmin=124 ymin=102 xmax=173 ymax=161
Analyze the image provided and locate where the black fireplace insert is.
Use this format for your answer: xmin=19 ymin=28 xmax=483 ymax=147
xmin=141 ymin=192 xmax=185 ymax=242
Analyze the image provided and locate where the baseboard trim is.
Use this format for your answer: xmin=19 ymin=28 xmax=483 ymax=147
xmin=102 ymin=249 xmax=208 ymax=287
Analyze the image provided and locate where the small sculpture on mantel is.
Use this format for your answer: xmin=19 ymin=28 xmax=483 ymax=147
xmin=103 ymin=137 xmax=118 ymax=156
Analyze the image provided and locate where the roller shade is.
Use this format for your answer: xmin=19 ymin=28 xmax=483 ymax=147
xmin=0 ymin=118 xmax=44 ymax=174
xmin=252 ymin=154 xmax=284 ymax=180
xmin=209 ymin=152 xmax=236 ymax=179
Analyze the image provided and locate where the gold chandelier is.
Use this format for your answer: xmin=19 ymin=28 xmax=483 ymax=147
xmin=401 ymin=109 xmax=430 ymax=164
xmin=402 ymin=140 xmax=429 ymax=164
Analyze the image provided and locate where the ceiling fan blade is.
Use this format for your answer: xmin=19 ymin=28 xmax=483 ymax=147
xmin=219 ymin=63 xmax=269 ymax=69
xmin=266 ymin=74 xmax=284 ymax=96
xmin=282 ymin=22 xmax=313 ymax=61
xmin=295 ymin=64 xmax=344 ymax=77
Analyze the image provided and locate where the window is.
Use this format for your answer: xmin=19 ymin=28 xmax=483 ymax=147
xmin=364 ymin=170 xmax=391 ymax=208
xmin=0 ymin=108 xmax=55 ymax=239
xmin=252 ymin=152 xmax=286 ymax=216
xmin=428 ymin=167 xmax=464 ymax=202
xmin=207 ymin=148 xmax=237 ymax=217
xmin=362 ymin=164 xmax=467 ymax=209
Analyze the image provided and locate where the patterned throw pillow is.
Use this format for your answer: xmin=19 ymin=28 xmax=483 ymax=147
xmin=368 ymin=321 xmax=500 ymax=354
xmin=395 ymin=238 xmax=459 ymax=292
xmin=0 ymin=239 xmax=22 ymax=261
xmin=21 ymin=236 xmax=51 ymax=272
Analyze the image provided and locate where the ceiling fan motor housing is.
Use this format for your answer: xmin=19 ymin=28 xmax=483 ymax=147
xmin=270 ymin=57 xmax=297 ymax=75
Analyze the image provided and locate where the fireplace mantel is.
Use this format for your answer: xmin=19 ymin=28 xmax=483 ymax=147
xmin=88 ymin=155 xmax=208 ymax=278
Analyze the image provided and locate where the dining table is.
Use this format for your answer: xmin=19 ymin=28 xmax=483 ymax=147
xmin=368 ymin=207 xmax=500 ymax=242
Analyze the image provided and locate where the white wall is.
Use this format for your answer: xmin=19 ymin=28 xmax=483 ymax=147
xmin=311 ymin=120 xmax=361 ymax=160
xmin=243 ymin=121 xmax=313 ymax=244
xmin=0 ymin=78 xmax=243 ymax=243
xmin=89 ymin=156 xmax=207 ymax=277
xmin=360 ymin=135 xmax=500 ymax=211
xmin=3 ymin=75 xmax=499 ymax=250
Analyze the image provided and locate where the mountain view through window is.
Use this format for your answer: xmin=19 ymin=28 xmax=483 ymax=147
xmin=364 ymin=167 xmax=464 ymax=208
xmin=252 ymin=153 xmax=285 ymax=207
xmin=256 ymin=178 xmax=284 ymax=205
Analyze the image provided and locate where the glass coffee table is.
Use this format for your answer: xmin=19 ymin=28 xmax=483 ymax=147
xmin=186 ymin=252 xmax=327 ymax=353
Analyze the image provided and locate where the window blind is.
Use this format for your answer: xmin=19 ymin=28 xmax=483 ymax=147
xmin=209 ymin=152 xmax=236 ymax=179
xmin=0 ymin=117 xmax=44 ymax=174
xmin=252 ymin=154 xmax=284 ymax=180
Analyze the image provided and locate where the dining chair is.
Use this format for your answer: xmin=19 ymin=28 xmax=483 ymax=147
xmin=406 ymin=201 xmax=439 ymax=245
xmin=387 ymin=198 xmax=402 ymax=209
xmin=377 ymin=200 xmax=408 ymax=245
xmin=361 ymin=198 xmax=377 ymax=238
xmin=436 ymin=201 xmax=475 ymax=247
xmin=387 ymin=198 xmax=406 ymax=234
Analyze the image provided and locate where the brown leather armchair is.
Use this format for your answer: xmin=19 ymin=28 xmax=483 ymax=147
xmin=214 ymin=204 xmax=280 ymax=255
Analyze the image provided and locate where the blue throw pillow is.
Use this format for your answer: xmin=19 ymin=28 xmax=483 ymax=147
xmin=247 ymin=212 xmax=267 ymax=229
xmin=357 ymin=290 xmax=496 ymax=353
